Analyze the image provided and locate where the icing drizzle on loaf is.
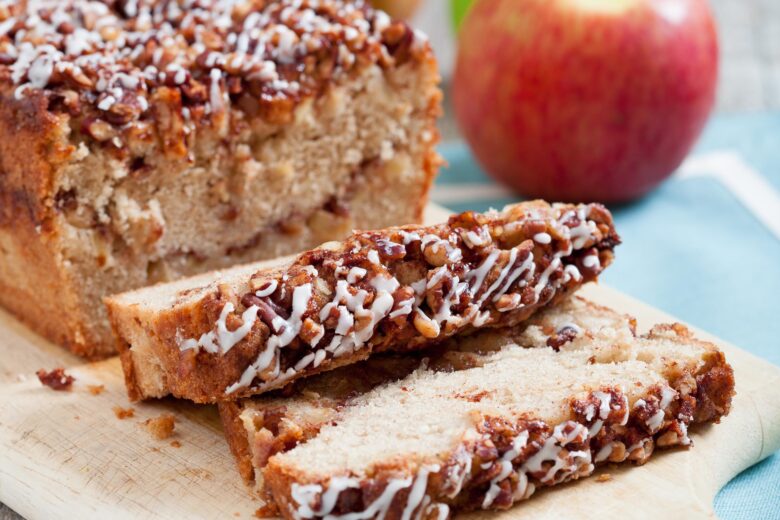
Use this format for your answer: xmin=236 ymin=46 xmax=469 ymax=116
xmin=174 ymin=202 xmax=618 ymax=395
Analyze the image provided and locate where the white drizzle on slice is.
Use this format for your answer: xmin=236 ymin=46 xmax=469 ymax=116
xmin=179 ymin=302 xmax=259 ymax=355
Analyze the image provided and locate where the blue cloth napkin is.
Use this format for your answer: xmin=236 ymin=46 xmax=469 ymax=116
xmin=434 ymin=112 xmax=780 ymax=518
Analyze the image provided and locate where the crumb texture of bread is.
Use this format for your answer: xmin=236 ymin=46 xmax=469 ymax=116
xmin=112 ymin=406 xmax=136 ymax=420
xmin=255 ymin=297 xmax=733 ymax=519
xmin=145 ymin=414 xmax=176 ymax=440
xmin=0 ymin=0 xmax=441 ymax=357
xmin=107 ymin=201 xmax=620 ymax=403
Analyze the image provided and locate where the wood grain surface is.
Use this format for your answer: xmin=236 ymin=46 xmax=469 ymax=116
xmin=1 ymin=205 xmax=779 ymax=519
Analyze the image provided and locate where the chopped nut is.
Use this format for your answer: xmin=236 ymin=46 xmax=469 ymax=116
xmin=36 ymin=368 xmax=75 ymax=391
xmin=656 ymin=430 xmax=682 ymax=447
xmin=607 ymin=442 xmax=627 ymax=462
xmin=353 ymin=311 xmax=373 ymax=334
xmin=422 ymin=242 xmax=450 ymax=267
xmin=596 ymin=473 xmax=612 ymax=483
xmin=84 ymin=118 xmax=116 ymax=142
xmin=413 ymin=311 xmax=440 ymax=339
xmin=299 ymin=318 xmax=324 ymax=346
xmin=495 ymin=294 xmax=520 ymax=312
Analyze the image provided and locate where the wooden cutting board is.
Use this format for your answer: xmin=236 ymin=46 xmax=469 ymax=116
xmin=1 ymin=205 xmax=779 ymax=519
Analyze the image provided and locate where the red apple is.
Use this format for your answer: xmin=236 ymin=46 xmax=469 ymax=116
xmin=452 ymin=0 xmax=718 ymax=202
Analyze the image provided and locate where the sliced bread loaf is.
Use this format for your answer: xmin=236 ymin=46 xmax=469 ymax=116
xmin=255 ymin=297 xmax=733 ymax=519
xmin=0 ymin=0 xmax=440 ymax=357
xmin=107 ymin=201 xmax=619 ymax=403
xmin=219 ymin=296 xmax=633 ymax=497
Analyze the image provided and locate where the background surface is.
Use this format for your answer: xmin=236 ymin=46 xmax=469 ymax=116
xmin=2 ymin=0 xmax=779 ymax=518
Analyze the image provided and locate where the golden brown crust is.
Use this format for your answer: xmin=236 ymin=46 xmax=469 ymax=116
xmin=0 ymin=92 xmax=109 ymax=357
xmin=114 ymin=202 xmax=619 ymax=403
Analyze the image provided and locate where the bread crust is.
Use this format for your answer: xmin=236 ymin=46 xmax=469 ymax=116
xmin=262 ymin=323 xmax=734 ymax=519
xmin=108 ymin=202 xmax=620 ymax=403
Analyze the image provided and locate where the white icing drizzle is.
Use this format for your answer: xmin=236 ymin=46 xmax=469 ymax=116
xmin=180 ymin=302 xmax=259 ymax=355
xmin=646 ymin=409 xmax=665 ymax=432
xmin=521 ymin=422 xmax=592 ymax=485
xmin=588 ymin=391 xmax=612 ymax=437
xmin=492 ymin=253 xmax=535 ymax=304
xmin=660 ymin=386 xmax=676 ymax=410
xmin=401 ymin=465 xmax=440 ymax=520
xmin=678 ymin=421 xmax=692 ymax=446
xmin=399 ymin=230 xmax=421 ymax=244
xmin=4 ymin=0 xmax=426 ymax=121
xmin=563 ymin=206 xmax=597 ymax=249
xmin=291 ymin=465 xmax=440 ymax=520
xmin=533 ymin=232 xmax=552 ymax=244
xmin=482 ymin=430 xmax=529 ymax=508
xmin=347 ymin=267 xmax=367 ymax=284
xmin=594 ymin=443 xmax=613 ymax=463
xmin=291 ymin=476 xmax=359 ymax=519
xmin=255 ymin=279 xmax=278 ymax=298
xmin=462 ymin=225 xmax=492 ymax=249
xmin=582 ymin=254 xmax=600 ymax=270
xmin=563 ymin=264 xmax=582 ymax=283
xmin=313 ymin=349 xmax=327 ymax=368
xmin=465 ymin=250 xmax=500 ymax=296
xmin=627 ymin=438 xmax=653 ymax=457
xmin=443 ymin=446 xmax=472 ymax=498
xmin=294 ymin=352 xmax=316 ymax=371
xmin=534 ymin=258 xmax=561 ymax=299
xmin=421 ymin=234 xmax=462 ymax=263
xmin=389 ymin=298 xmax=414 ymax=319
xmin=477 ymin=249 xmax=518 ymax=306
xmin=425 ymin=503 xmax=449 ymax=520
xmin=226 ymin=283 xmax=312 ymax=394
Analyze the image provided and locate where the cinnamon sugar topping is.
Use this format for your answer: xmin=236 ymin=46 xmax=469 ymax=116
xmin=1 ymin=0 xmax=428 ymax=138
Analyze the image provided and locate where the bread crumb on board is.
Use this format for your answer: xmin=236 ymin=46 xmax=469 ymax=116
xmin=87 ymin=384 xmax=105 ymax=395
xmin=596 ymin=473 xmax=613 ymax=483
xmin=170 ymin=440 xmax=182 ymax=448
xmin=36 ymin=368 xmax=75 ymax=390
xmin=113 ymin=406 xmax=136 ymax=419
xmin=145 ymin=414 xmax=176 ymax=440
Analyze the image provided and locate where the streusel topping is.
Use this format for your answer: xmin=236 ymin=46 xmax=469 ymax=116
xmin=0 ymin=0 xmax=427 ymax=127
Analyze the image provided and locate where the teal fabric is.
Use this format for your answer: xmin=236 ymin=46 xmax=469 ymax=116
xmin=435 ymin=113 xmax=780 ymax=518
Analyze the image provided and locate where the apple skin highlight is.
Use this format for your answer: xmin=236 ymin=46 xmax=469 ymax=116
xmin=453 ymin=0 xmax=719 ymax=202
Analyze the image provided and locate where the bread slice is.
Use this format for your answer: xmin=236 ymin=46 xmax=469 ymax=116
xmin=0 ymin=0 xmax=440 ymax=358
xmin=218 ymin=296 xmax=632 ymax=497
xmin=248 ymin=296 xmax=733 ymax=519
xmin=106 ymin=201 xmax=619 ymax=403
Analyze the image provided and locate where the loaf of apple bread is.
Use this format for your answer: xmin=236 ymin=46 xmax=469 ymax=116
xmin=235 ymin=296 xmax=733 ymax=519
xmin=105 ymin=201 xmax=619 ymax=403
xmin=0 ymin=0 xmax=440 ymax=358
